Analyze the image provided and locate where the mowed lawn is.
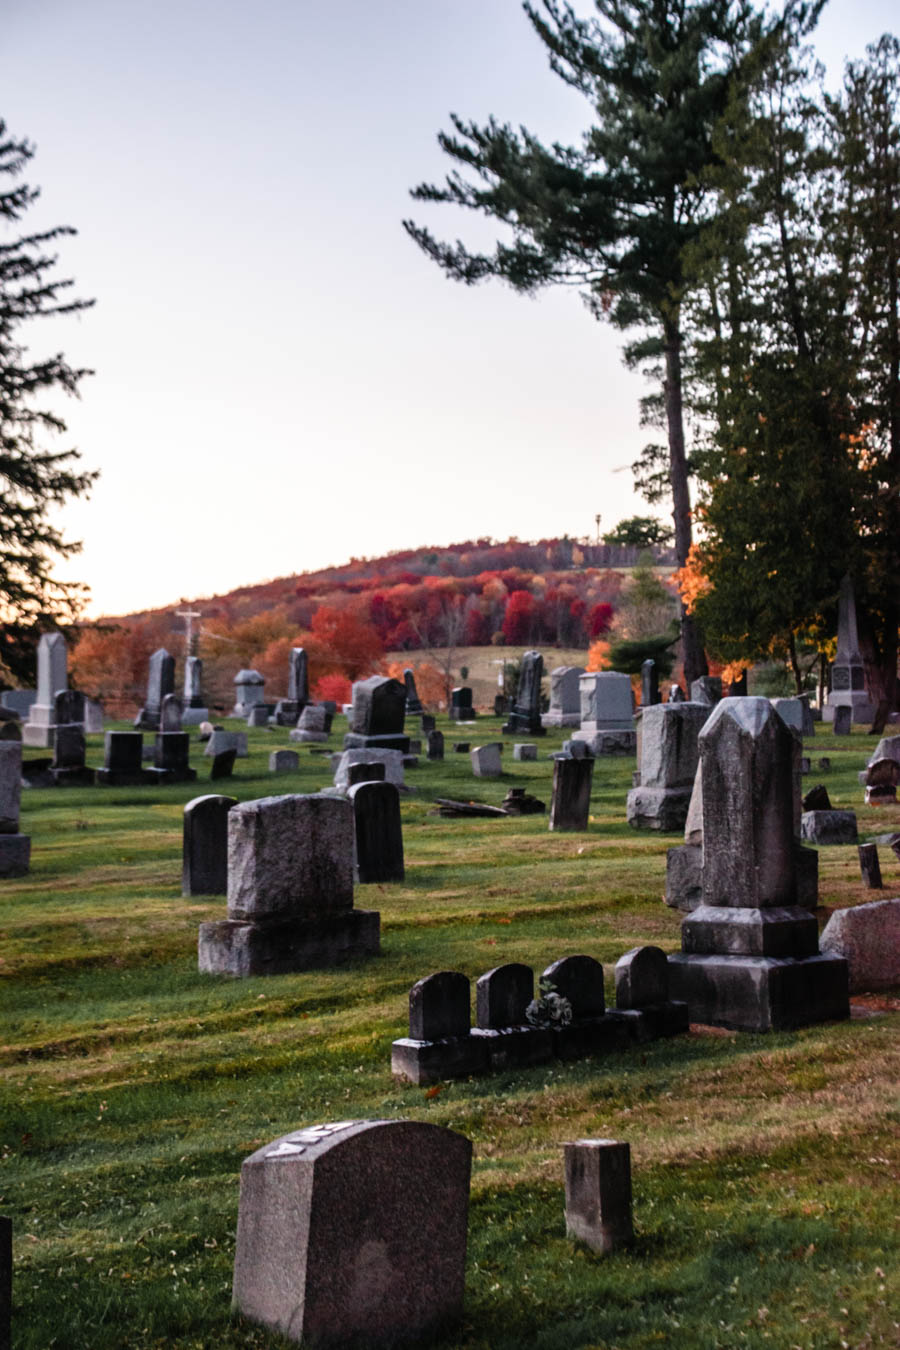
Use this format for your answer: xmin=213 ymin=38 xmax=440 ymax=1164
xmin=1 ymin=714 xmax=898 ymax=1349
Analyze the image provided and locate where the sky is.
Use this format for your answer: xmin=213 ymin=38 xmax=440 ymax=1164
xmin=5 ymin=0 xmax=899 ymax=618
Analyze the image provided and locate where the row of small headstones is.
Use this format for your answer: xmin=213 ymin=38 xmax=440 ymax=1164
xmin=391 ymin=949 xmax=688 ymax=1084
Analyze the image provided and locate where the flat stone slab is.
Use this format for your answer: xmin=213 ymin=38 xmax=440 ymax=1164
xmin=820 ymin=898 xmax=900 ymax=991
xmin=668 ymin=951 xmax=849 ymax=1031
xmin=198 ymin=909 xmax=380 ymax=977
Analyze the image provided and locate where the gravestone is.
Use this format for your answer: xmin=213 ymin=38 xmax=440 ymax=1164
xmin=668 ymin=697 xmax=849 ymax=1031
xmin=420 ymin=713 xmax=436 ymax=734
xmin=274 ymin=647 xmax=309 ymax=726
xmin=449 ymin=687 xmax=475 ymax=721
xmin=84 ymin=697 xmax=104 ymax=733
xmin=134 ymin=648 xmax=175 ymax=731
xmin=833 ymin=705 xmax=852 ymax=736
xmin=571 ymin=672 xmax=636 ymax=756
xmin=0 ymin=689 xmax=35 ymax=718
xmin=54 ymin=689 xmax=84 ymax=726
xmin=858 ymin=843 xmax=882 ymax=889
xmin=146 ymin=731 xmax=196 ymax=784
xmin=183 ymin=794 xmax=237 ymax=896
xmin=0 ymin=742 xmax=30 ymax=877
xmin=97 ymin=731 xmax=146 ymax=785
xmin=626 ymin=702 xmax=708 ymax=831
xmin=825 ymin=575 xmax=875 ymax=725
xmin=471 ymin=963 xmax=552 ymax=1069
xmin=773 ymin=697 xmax=813 ymax=737
xmin=333 ymin=748 xmax=404 ymax=790
xmin=182 ymin=656 xmax=209 ymax=724
xmin=50 ymin=720 xmax=94 ymax=787
xmin=403 ymin=667 xmax=424 ymax=716
xmin=246 ymin=705 xmax=271 ymax=728
xmin=613 ymin=945 xmax=689 ymax=1039
xmin=470 ymin=744 xmax=502 ymax=778
xmin=347 ymin=761 xmax=386 ymax=786
xmin=160 ymin=692 xmax=183 ymax=732
xmin=232 ymin=1119 xmax=471 ymax=1349
xmin=392 ymin=971 xmax=488 ymax=1083
xmin=542 ymin=665 xmax=584 ymax=729
xmin=800 ymin=810 xmax=858 ymax=845
xmin=501 ymin=786 xmax=545 ymax=815
xmin=539 ymin=953 xmax=627 ymax=1057
xmin=690 ymin=676 xmax=722 ymax=707
xmin=198 ymin=794 xmax=380 ymax=975
xmin=204 ymin=730 xmax=248 ymax=759
xmin=269 ymin=749 xmax=299 ymax=773
xmin=347 ymin=780 xmax=404 ymax=884
xmin=22 ymin=632 xmax=68 ymax=747
xmin=0 ymin=721 xmax=20 ymax=743
xmin=503 ymin=650 xmax=545 ymax=735
xmin=290 ymin=704 xmax=329 ymax=743
xmin=426 ymin=730 xmax=444 ymax=761
xmin=564 ymin=1141 xmax=633 ymax=1254
xmin=820 ymin=898 xmax=900 ymax=991
xmin=641 ymin=659 xmax=660 ymax=708
xmin=864 ymin=756 xmax=900 ymax=805
xmin=345 ymin=676 xmax=409 ymax=751
xmin=549 ymin=757 xmax=593 ymax=831
xmin=513 ymin=743 xmax=537 ymax=762
xmin=211 ymin=748 xmax=237 ymax=780
xmin=231 ymin=669 xmax=266 ymax=718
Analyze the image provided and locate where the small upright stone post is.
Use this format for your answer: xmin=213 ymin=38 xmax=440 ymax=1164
xmin=564 ymin=1140 xmax=633 ymax=1254
xmin=640 ymin=659 xmax=659 ymax=707
xmin=347 ymin=780 xmax=405 ymax=884
xmin=426 ymin=729 xmax=444 ymax=761
xmin=858 ymin=843 xmax=883 ymax=889
xmin=135 ymin=648 xmax=175 ymax=731
xmin=403 ymin=667 xmax=424 ymax=715
xmin=549 ymin=756 xmax=593 ymax=831
xmin=183 ymin=794 xmax=237 ymax=896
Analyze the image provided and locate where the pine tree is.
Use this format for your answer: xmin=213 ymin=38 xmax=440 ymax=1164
xmin=0 ymin=121 xmax=97 ymax=684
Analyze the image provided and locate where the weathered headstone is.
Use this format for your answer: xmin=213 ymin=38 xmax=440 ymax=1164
xmin=22 ymin=632 xmax=68 ymax=747
xmin=54 ymin=689 xmax=85 ymax=726
xmin=147 ymin=731 xmax=196 ymax=784
xmin=539 ymin=953 xmax=627 ymax=1057
xmin=641 ymin=659 xmax=660 ymax=708
xmin=513 ymin=742 xmax=537 ymax=762
xmin=246 ymin=705 xmax=271 ymax=728
xmin=348 ymin=780 xmax=404 ymax=884
xmin=542 ymin=665 xmax=585 ymax=729
xmin=97 ymin=731 xmax=146 ymax=786
xmin=420 ymin=713 xmax=436 ymax=734
xmin=802 ymin=784 xmax=831 ymax=812
xmin=345 ymin=676 xmax=409 ymax=751
xmin=269 ymin=749 xmax=299 ymax=773
xmin=571 ymin=672 xmax=636 ymax=756
xmin=198 ymin=794 xmax=379 ymax=975
xmin=825 ymin=575 xmax=875 ymax=725
xmin=773 ymin=697 xmax=814 ymax=737
xmin=668 ymin=697 xmax=849 ymax=1031
xmin=449 ymin=686 xmax=475 ymax=721
xmin=274 ymin=647 xmax=309 ymax=725
xmin=232 ymin=1119 xmax=471 ymax=1348
xmin=403 ymin=667 xmax=424 ymax=715
xmin=183 ymin=794 xmax=237 ymax=896
xmin=613 ymin=945 xmax=689 ymax=1039
xmin=290 ymin=704 xmax=329 ymax=743
xmin=858 ymin=843 xmax=882 ymax=889
xmin=472 ymin=962 xmax=552 ymax=1069
xmin=833 ymin=705 xmax=852 ymax=736
xmin=820 ymin=898 xmax=900 ymax=991
xmin=333 ymin=748 xmax=404 ymax=790
xmin=800 ymin=810 xmax=858 ymax=845
xmin=50 ymin=721 xmax=94 ymax=786
xmin=564 ymin=1140 xmax=633 ymax=1254
xmin=0 ymin=689 xmax=35 ymax=718
xmin=231 ymin=669 xmax=266 ymax=718
xmin=549 ymin=756 xmax=593 ymax=831
xmin=210 ymin=748 xmax=237 ymax=780
xmin=135 ymin=648 xmax=176 ymax=731
xmin=501 ymin=786 xmax=545 ymax=814
xmin=204 ymin=729 xmax=248 ymax=759
xmin=864 ymin=756 xmax=900 ymax=805
xmin=426 ymin=729 xmax=444 ymax=761
xmin=182 ymin=656 xmax=209 ymax=724
xmin=502 ymin=650 xmax=545 ymax=736
xmin=690 ymin=676 xmax=722 ymax=707
xmin=160 ymin=692 xmax=183 ymax=732
xmin=470 ymin=744 xmax=502 ymax=778
xmin=0 ymin=742 xmax=30 ymax=877
xmin=392 ymin=971 xmax=488 ymax=1083
xmin=626 ymin=702 xmax=708 ymax=831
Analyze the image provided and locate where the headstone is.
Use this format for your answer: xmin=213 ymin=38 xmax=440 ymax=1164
xmin=502 ymin=651 xmax=545 ymax=736
xmin=273 ymin=647 xmax=309 ymax=725
xmin=802 ymin=784 xmax=831 ymax=812
xmin=449 ymin=686 xmax=475 ymax=721
xmin=571 ymin=672 xmax=636 ymax=756
xmin=820 ymin=898 xmax=900 ymax=991
xmin=668 ymin=697 xmax=850 ymax=1031
xmin=84 ymin=697 xmax=104 ymax=733
xmin=470 ymin=744 xmax=502 ymax=778
xmin=858 ymin=843 xmax=882 ymax=889
xmin=426 ymin=730 xmax=444 ymax=761
xmin=204 ymin=730 xmax=248 ymax=759
xmin=664 ymin=842 xmax=703 ymax=912
xmin=198 ymin=794 xmax=380 ymax=975
xmin=613 ymin=946 xmax=689 ymax=1039
xmin=22 ymin=632 xmax=68 ymax=747
xmin=269 ymin=749 xmax=299 ymax=773
xmin=333 ymin=748 xmax=404 ymax=790
xmin=626 ymin=702 xmax=708 ymax=831
xmin=537 ymin=953 xmax=627 ymax=1058
xmin=690 ymin=676 xmax=722 ymax=707
xmin=392 ymin=971 xmax=488 ymax=1083
xmin=289 ymin=703 xmax=330 ymax=743
xmin=348 ymin=780 xmax=404 ymax=884
xmin=246 ymin=705 xmax=270 ymax=728
xmin=232 ymin=1120 xmax=471 ymax=1348
xmin=183 ymin=794 xmax=237 ymax=896
xmin=134 ymin=648 xmax=175 ymax=731
xmin=0 ymin=742 xmax=30 ymax=877
xmin=500 ymin=786 xmax=545 ymax=814
xmin=833 ymin=705 xmax=852 ymax=736
xmin=211 ymin=748 xmax=237 ymax=780
xmin=184 ymin=654 xmax=206 ymax=708
xmin=97 ymin=731 xmax=146 ymax=786
xmin=549 ymin=757 xmax=593 ymax=831
xmin=146 ymin=731 xmax=196 ymax=784
xmin=420 ymin=713 xmax=436 ymax=734
xmin=54 ymin=689 xmax=84 ymax=726
xmin=0 ymin=722 xmax=20 ymax=742
xmin=347 ymin=761 xmax=386 ymax=786
xmin=160 ymin=692 xmax=183 ymax=732
xmin=641 ymin=659 xmax=660 ymax=708
xmin=231 ymin=669 xmax=266 ymax=718
xmin=403 ymin=667 xmax=424 ymax=715
xmin=728 ymin=670 xmax=748 ymax=697
xmin=773 ymin=697 xmax=813 ymax=737
xmin=50 ymin=722 xmax=95 ymax=786
xmin=471 ymin=962 xmax=552 ymax=1069
xmin=513 ymin=743 xmax=537 ymax=762
xmin=864 ymin=757 xmax=900 ymax=805
xmin=0 ymin=689 xmax=35 ymax=718
xmin=800 ymin=810 xmax=858 ymax=845
xmin=542 ymin=666 xmax=585 ymax=728
xmin=825 ymin=575 xmax=875 ymax=725
xmin=345 ymin=676 xmax=409 ymax=751
xmin=564 ymin=1140 xmax=633 ymax=1254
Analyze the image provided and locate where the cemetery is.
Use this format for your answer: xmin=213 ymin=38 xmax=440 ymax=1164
xmin=1 ymin=673 xmax=898 ymax=1349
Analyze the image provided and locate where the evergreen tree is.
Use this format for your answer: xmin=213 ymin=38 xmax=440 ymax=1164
xmin=0 ymin=122 xmax=97 ymax=684
xmin=405 ymin=0 xmax=812 ymax=683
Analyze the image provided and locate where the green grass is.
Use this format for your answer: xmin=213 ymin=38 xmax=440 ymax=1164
xmin=2 ymin=716 xmax=899 ymax=1349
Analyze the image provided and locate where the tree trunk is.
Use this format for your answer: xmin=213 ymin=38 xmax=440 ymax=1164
xmin=663 ymin=317 xmax=708 ymax=686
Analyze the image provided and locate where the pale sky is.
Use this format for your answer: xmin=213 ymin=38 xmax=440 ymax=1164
xmin=5 ymin=0 xmax=897 ymax=617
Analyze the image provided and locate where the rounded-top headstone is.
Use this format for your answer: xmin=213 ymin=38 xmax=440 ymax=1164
xmin=476 ymin=962 xmax=534 ymax=1029
xmin=542 ymin=954 xmax=605 ymax=1019
xmin=409 ymin=971 xmax=471 ymax=1041
xmin=615 ymin=946 xmax=669 ymax=1009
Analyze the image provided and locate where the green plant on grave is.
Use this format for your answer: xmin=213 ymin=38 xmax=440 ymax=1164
xmin=525 ymin=977 xmax=572 ymax=1029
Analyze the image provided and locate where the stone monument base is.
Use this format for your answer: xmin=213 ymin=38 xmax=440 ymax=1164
xmin=96 ymin=768 xmax=151 ymax=787
xmin=541 ymin=711 xmax=581 ymax=728
xmin=289 ymin=728 xmax=329 ymax=744
xmin=0 ymin=834 xmax=31 ymax=877
xmin=391 ymin=1034 xmax=491 ymax=1085
xmin=198 ymin=908 xmax=380 ymax=976
xmin=343 ymin=732 xmax=410 ymax=753
xmin=571 ymin=728 xmax=636 ymax=756
xmin=667 ymin=951 xmax=849 ymax=1031
xmin=626 ymin=785 xmax=691 ymax=831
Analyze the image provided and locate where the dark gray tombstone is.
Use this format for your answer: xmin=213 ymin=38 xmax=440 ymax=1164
xmin=288 ymin=647 xmax=309 ymax=709
xmin=549 ymin=757 xmax=593 ymax=831
xmin=476 ymin=963 xmax=534 ymax=1029
xmin=211 ymin=747 xmax=237 ymax=780
xmin=641 ymin=659 xmax=660 ymax=708
xmin=411 ymin=971 xmax=471 ymax=1040
xmin=346 ymin=761 xmax=386 ymax=786
xmin=728 ymin=670 xmax=748 ymax=697
xmin=865 ymin=757 xmax=900 ymax=804
xmin=612 ymin=946 xmax=689 ymax=1041
xmin=232 ymin=1119 xmax=472 ymax=1349
xmin=564 ymin=1140 xmax=633 ymax=1253
xmin=183 ymin=794 xmax=237 ymax=896
xmin=427 ymin=729 xmax=444 ymax=761
xmin=858 ymin=843 xmax=883 ymax=889
xmin=347 ymin=780 xmax=405 ymax=884
xmin=160 ymin=692 xmax=183 ymax=732
xmin=502 ymin=650 xmax=545 ymax=736
xmin=54 ymin=688 xmax=85 ymax=726
xmin=542 ymin=955 xmax=605 ymax=1020
xmin=97 ymin=731 xmax=146 ymax=785
xmin=392 ymin=971 xmax=489 ymax=1084
xmin=345 ymin=676 xmax=408 ymax=751
xmin=269 ymin=749 xmax=299 ymax=773
xmin=453 ymin=741 xmax=470 ymax=753
xmin=420 ymin=713 xmax=436 ymax=733
xmin=802 ymin=783 xmax=831 ymax=812
xmin=50 ymin=722 xmax=94 ymax=785
xmin=833 ymin=705 xmax=852 ymax=736
xmin=184 ymin=655 xmax=206 ymax=709
xmin=148 ymin=731 xmax=196 ymax=782
xmin=403 ymin=667 xmax=424 ymax=715
xmin=449 ymin=687 xmax=474 ymax=721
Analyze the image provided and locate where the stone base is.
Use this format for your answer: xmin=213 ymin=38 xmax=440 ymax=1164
xmin=665 ymin=843 xmax=703 ymax=911
xmin=343 ymin=733 xmax=411 ymax=753
xmin=469 ymin=1025 xmax=553 ymax=1071
xmin=626 ymin=785 xmax=691 ymax=832
xmin=391 ymin=1035 xmax=490 ymax=1085
xmin=0 ymin=833 xmax=31 ymax=877
xmin=667 ymin=951 xmax=849 ymax=1031
xmin=181 ymin=708 xmax=209 ymax=725
xmin=289 ymin=729 xmax=329 ymax=743
xmin=551 ymin=1016 xmax=633 ymax=1060
xmin=49 ymin=766 xmax=96 ymax=787
xmin=143 ymin=766 xmax=198 ymax=785
xmin=541 ymin=711 xmax=581 ymax=728
xmin=681 ymin=906 xmax=818 ymax=958
xmin=96 ymin=768 xmax=150 ymax=786
xmin=502 ymin=717 xmax=546 ymax=736
xmin=606 ymin=1002 xmax=690 ymax=1043
xmin=571 ymin=729 xmax=636 ymax=756
xmin=198 ymin=908 xmax=380 ymax=976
